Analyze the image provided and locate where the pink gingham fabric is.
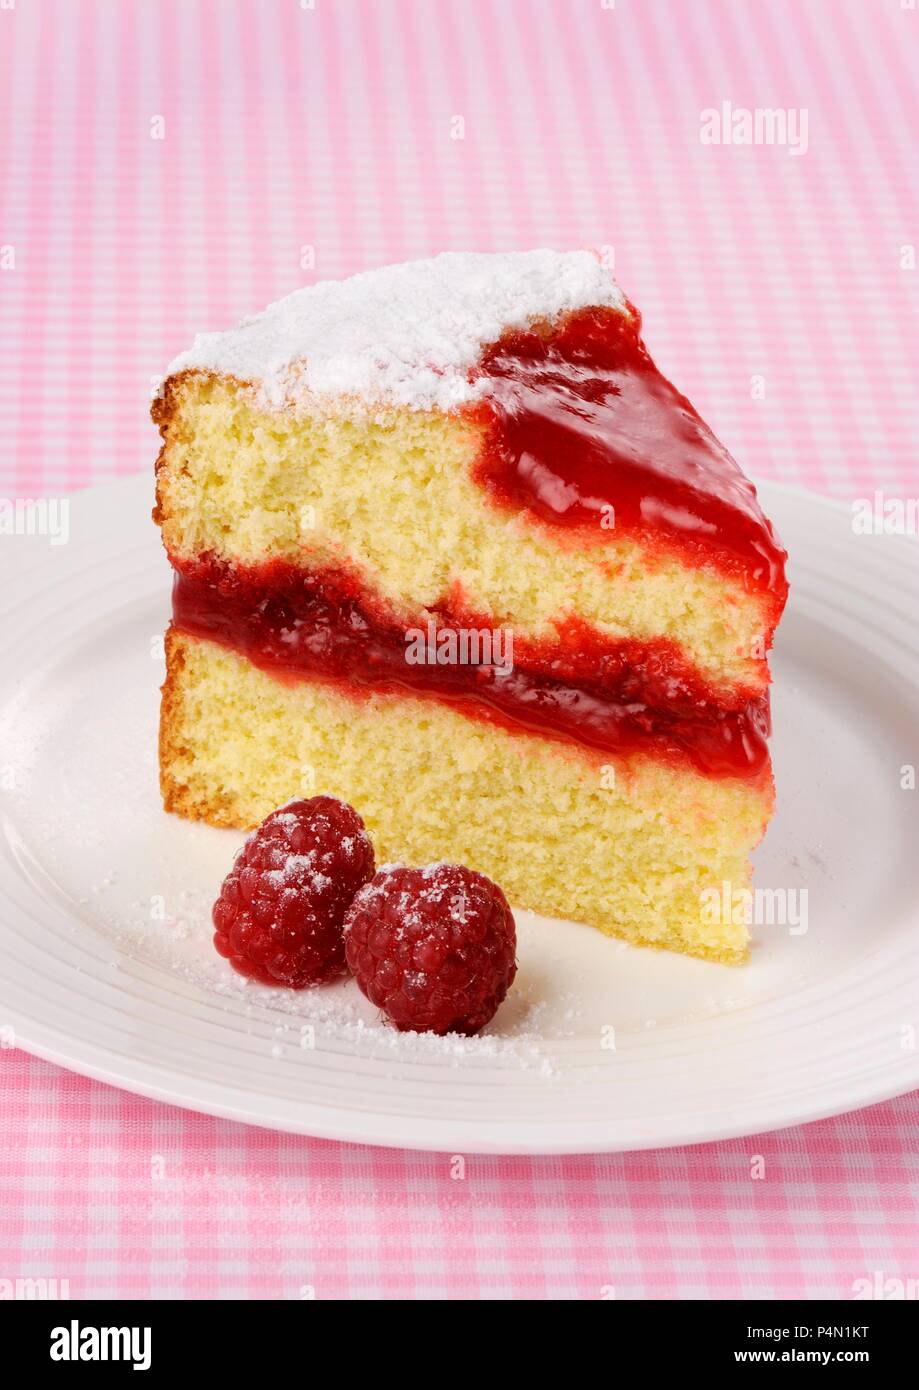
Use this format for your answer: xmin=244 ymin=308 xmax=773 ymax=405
xmin=1 ymin=0 xmax=917 ymax=1299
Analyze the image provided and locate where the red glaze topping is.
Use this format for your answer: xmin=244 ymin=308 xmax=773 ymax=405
xmin=470 ymin=305 xmax=788 ymax=595
xmin=171 ymin=556 xmax=772 ymax=779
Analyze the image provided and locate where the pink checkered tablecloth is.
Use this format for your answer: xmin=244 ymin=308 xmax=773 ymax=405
xmin=1 ymin=0 xmax=917 ymax=1300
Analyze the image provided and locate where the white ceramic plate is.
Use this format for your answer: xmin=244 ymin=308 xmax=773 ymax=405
xmin=1 ymin=475 xmax=918 ymax=1153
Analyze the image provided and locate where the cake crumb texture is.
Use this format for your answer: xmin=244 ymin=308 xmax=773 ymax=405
xmin=154 ymin=372 xmax=776 ymax=696
xmin=161 ymin=630 xmax=772 ymax=964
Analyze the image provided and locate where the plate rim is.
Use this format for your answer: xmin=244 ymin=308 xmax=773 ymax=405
xmin=2 ymin=470 xmax=918 ymax=1154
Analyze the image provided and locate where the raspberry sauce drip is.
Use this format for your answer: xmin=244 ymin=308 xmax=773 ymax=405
xmin=172 ymin=557 xmax=771 ymax=779
xmin=471 ymin=306 xmax=787 ymax=593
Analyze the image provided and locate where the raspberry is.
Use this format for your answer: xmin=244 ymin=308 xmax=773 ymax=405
xmin=212 ymin=796 xmax=375 ymax=988
xmin=343 ymin=863 xmax=517 ymax=1035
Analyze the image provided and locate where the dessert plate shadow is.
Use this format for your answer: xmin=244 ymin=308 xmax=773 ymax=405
xmin=1 ymin=474 xmax=918 ymax=1153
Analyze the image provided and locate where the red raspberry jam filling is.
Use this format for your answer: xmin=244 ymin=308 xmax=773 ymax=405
xmin=171 ymin=555 xmax=772 ymax=779
xmin=469 ymin=305 xmax=787 ymax=597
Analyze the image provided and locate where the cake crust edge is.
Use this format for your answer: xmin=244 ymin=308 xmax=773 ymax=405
xmin=160 ymin=623 xmax=251 ymax=828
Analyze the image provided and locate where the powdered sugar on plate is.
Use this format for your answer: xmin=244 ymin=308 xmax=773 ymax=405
xmin=106 ymin=879 xmax=567 ymax=1073
xmin=164 ymin=250 xmax=625 ymax=414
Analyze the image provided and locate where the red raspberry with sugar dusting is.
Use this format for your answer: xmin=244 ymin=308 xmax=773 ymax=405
xmin=212 ymin=796 xmax=375 ymax=988
xmin=343 ymin=862 xmax=517 ymax=1035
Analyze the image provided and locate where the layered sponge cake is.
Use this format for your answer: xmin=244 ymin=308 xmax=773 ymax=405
xmin=154 ymin=251 xmax=787 ymax=963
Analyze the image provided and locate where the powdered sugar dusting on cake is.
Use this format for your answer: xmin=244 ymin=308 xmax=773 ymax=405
xmin=165 ymin=251 xmax=624 ymax=413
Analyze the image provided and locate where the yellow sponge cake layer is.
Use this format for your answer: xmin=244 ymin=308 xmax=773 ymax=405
xmin=161 ymin=629 xmax=771 ymax=963
xmin=155 ymin=371 xmax=773 ymax=698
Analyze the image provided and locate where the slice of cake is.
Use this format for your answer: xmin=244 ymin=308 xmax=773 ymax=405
xmin=153 ymin=251 xmax=787 ymax=963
